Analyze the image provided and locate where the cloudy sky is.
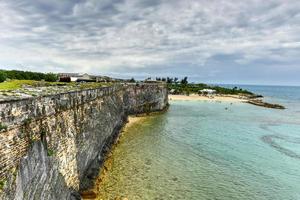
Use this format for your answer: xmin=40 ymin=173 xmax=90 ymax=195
xmin=0 ymin=0 xmax=300 ymax=85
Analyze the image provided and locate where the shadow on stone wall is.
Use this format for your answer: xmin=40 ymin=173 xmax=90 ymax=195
xmin=0 ymin=141 xmax=80 ymax=200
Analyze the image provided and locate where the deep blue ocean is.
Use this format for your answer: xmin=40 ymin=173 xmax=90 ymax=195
xmin=96 ymin=85 xmax=300 ymax=200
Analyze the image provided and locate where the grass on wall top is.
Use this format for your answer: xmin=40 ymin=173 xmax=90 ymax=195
xmin=0 ymin=80 xmax=113 ymax=91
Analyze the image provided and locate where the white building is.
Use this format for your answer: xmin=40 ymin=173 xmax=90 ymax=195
xmin=199 ymin=89 xmax=216 ymax=95
xmin=59 ymin=73 xmax=96 ymax=82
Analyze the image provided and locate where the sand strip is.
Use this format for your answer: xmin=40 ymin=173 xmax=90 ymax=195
xmin=169 ymin=94 xmax=247 ymax=102
xmin=125 ymin=116 xmax=146 ymax=130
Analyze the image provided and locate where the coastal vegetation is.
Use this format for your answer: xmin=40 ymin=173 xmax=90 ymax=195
xmin=155 ymin=77 xmax=253 ymax=95
xmin=0 ymin=69 xmax=119 ymax=92
xmin=0 ymin=69 xmax=254 ymax=100
xmin=0 ymin=70 xmax=58 ymax=82
xmin=168 ymin=83 xmax=253 ymax=95
xmin=0 ymin=70 xmax=253 ymax=96
xmin=0 ymin=72 xmax=6 ymax=83
xmin=0 ymin=80 xmax=39 ymax=90
xmin=162 ymin=77 xmax=286 ymax=109
xmin=0 ymin=79 xmax=112 ymax=91
xmin=0 ymin=180 xmax=5 ymax=191
xmin=0 ymin=123 xmax=7 ymax=132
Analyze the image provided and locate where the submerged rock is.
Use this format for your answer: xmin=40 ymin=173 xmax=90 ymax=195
xmin=247 ymin=100 xmax=285 ymax=109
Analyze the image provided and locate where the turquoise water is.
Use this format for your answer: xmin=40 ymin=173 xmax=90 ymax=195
xmin=97 ymin=86 xmax=300 ymax=200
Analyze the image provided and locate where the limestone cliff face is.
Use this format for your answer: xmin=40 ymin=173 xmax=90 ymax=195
xmin=124 ymin=84 xmax=168 ymax=114
xmin=0 ymin=83 xmax=168 ymax=200
xmin=2 ymin=141 xmax=78 ymax=200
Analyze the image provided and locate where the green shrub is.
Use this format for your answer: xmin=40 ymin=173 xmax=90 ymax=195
xmin=47 ymin=148 xmax=55 ymax=156
xmin=167 ymin=81 xmax=253 ymax=95
xmin=0 ymin=71 xmax=7 ymax=83
xmin=0 ymin=123 xmax=7 ymax=131
xmin=44 ymin=73 xmax=58 ymax=82
xmin=129 ymin=78 xmax=136 ymax=83
xmin=0 ymin=69 xmax=58 ymax=82
xmin=23 ymin=118 xmax=32 ymax=125
xmin=0 ymin=179 xmax=6 ymax=191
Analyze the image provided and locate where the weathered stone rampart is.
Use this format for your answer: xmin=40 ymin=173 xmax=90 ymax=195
xmin=0 ymin=83 xmax=168 ymax=199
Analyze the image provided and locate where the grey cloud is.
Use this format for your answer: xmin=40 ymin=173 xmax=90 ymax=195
xmin=0 ymin=0 xmax=300 ymax=85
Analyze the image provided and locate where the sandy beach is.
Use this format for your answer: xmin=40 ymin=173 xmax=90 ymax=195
xmin=127 ymin=116 xmax=143 ymax=126
xmin=124 ymin=116 xmax=147 ymax=131
xmin=169 ymin=94 xmax=247 ymax=102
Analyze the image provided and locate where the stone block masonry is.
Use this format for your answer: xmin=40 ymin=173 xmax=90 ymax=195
xmin=0 ymin=83 xmax=168 ymax=200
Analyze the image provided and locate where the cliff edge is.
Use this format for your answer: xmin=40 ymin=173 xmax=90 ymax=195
xmin=0 ymin=83 xmax=168 ymax=199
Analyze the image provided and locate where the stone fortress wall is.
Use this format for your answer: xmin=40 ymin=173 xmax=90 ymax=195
xmin=0 ymin=83 xmax=168 ymax=199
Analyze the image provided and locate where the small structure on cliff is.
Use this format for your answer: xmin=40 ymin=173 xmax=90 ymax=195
xmin=59 ymin=73 xmax=96 ymax=82
xmin=199 ymin=89 xmax=216 ymax=96
xmin=58 ymin=73 xmax=124 ymax=83
xmin=58 ymin=73 xmax=80 ymax=82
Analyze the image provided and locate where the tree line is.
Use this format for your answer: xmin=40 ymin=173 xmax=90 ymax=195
xmin=0 ymin=70 xmax=58 ymax=83
xmin=162 ymin=76 xmax=253 ymax=95
xmin=155 ymin=77 xmax=188 ymax=85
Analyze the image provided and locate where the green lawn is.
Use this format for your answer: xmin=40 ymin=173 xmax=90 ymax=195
xmin=0 ymin=80 xmax=38 ymax=90
xmin=0 ymin=80 xmax=112 ymax=91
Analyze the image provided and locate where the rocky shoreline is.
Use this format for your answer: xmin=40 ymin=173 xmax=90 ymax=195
xmin=80 ymin=109 xmax=169 ymax=199
xmin=247 ymin=99 xmax=285 ymax=109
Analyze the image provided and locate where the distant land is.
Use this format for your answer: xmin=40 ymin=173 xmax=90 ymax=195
xmin=0 ymin=69 xmax=285 ymax=110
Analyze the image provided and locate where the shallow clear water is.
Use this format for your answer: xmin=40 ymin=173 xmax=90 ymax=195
xmin=96 ymin=86 xmax=300 ymax=200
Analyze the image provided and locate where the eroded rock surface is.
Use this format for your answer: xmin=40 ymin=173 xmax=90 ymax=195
xmin=1 ymin=141 xmax=80 ymax=200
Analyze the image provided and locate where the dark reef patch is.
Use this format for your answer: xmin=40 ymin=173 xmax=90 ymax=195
xmin=261 ymin=134 xmax=300 ymax=160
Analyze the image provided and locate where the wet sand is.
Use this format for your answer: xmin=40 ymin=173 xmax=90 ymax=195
xmin=125 ymin=116 xmax=146 ymax=129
